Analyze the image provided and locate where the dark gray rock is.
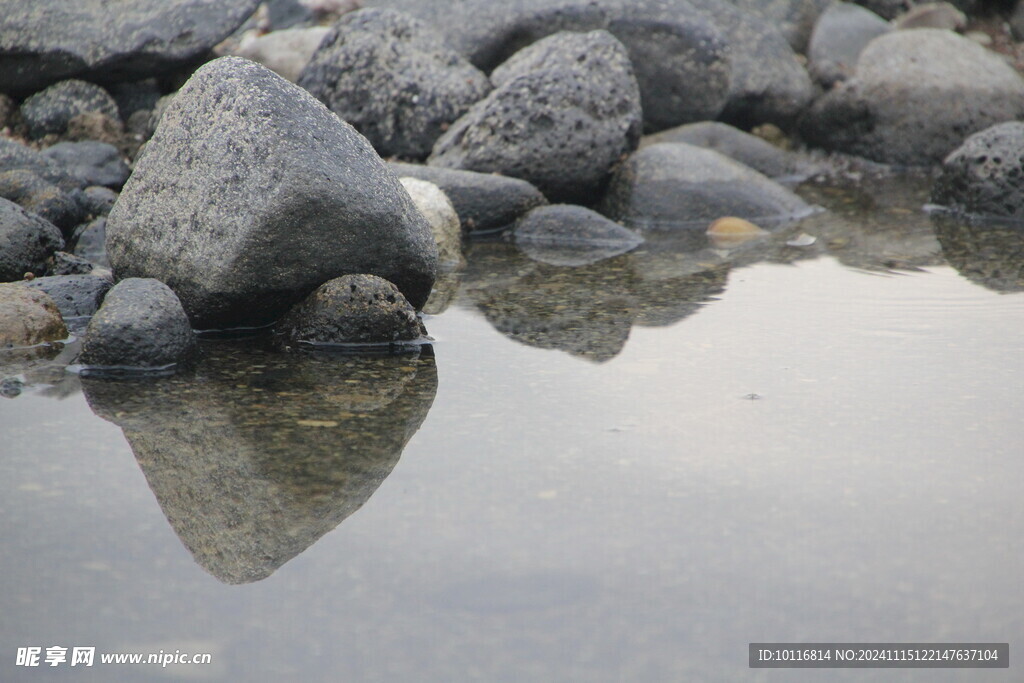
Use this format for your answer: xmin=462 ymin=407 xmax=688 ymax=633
xmin=297 ymin=9 xmax=490 ymax=160
xmin=80 ymin=277 xmax=195 ymax=368
xmin=80 ymin=186 xmax=118 ymax=217
xmin=513 ymin=204 xmax=643 ymax=266
xmin=0 ymin=0 xmax=261 ymax=94
xmin=107 ymin=79 xmax=164 ymax=121
xmin=0 ymin=197 xmax=65 ymax=281
xmin=0 ymin=138 xmax=85 ymax=191
xmin=365 ymin=0 xmax=731 ymax=132
xmin=429 ymin=30 xmax=642 ymax=204
xmin=807 ymin=2 xmax=892 ymax=87
xmin=106 ymin=56 xmax=438 ymax=329
xmin=50 ymin=251 xmax=103 ymax=275
xmin=18 ymin=80 xmax=120 ymax=139
xmin=71 ymin=217 xmax=109 ymax=267
xmin=727 ymin=0 xmax=833 ymax=52
xmin=277 ymin=274 xmax=423 ymax=345
xmin=931 ymin=122 xmax=1024 ymax=220
xmin=601 ymin=142 xmax=817 ymax=229
xmin=801 ymin=30 xmax=1024 ymax=166
xmin=389 ymin=162 xmax=548 ymax=234
xmin=23 ymin=272 xmax=113 ymax=319
xmin=0 ymin=169 xmax=87 ymax=235
xmin=0 ymin=283 xmax=67 ymax=348
xmin=689 ymin=0 xmax=814 ymax=129
xmin=855 ymin=0 xmax=974 ymax=20
xmin=81 ymin=346 xmax=437 ymax=583
xmin=41 ymin=142 xmax=130 ymax=189
xmin=641 ymin=121 xmax=816 ymax=180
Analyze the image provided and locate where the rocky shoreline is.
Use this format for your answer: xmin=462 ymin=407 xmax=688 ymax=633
xmin=2 ymin=0 xmax=1024 ymax=376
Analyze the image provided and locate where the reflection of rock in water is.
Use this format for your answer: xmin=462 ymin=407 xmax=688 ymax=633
xmin=461 ymin=242 xmax=730 ymax=360
xmin=796 ymin=175 xmax=944 ymax=273
xmin=82 ymin=340 xmax=438 ymax=584
xmin=463 ymin=244 xmax=638 ymax=363
xmin=933 ymin=216 xmax=1024 ymax=293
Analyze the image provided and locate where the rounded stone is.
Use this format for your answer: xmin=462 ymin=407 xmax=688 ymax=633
xmin=931 ymin=122 xmax=1024 ymax=220
xmin=276 ymin=274 xmax=423 ymax=345
xmin=80 ymin=277 xmax=196 ymax=368
xmin=19 ymin=80 xmax=120 ymax=139
xmin=0 ymin=197 xmax=65 ymax=281
xmin=399 ymin=177 xmax=465 ymax=269
xmin=0 ymin=283 xmax=68 ymax=348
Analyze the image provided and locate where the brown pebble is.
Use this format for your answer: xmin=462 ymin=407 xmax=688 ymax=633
xmin=23 ymin=272 xmax=35 ymax=281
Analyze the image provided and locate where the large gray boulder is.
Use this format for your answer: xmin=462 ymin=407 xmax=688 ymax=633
xmin=298 ymin=9 xmax=490 ymax=160
xmin=106 ymin=56 xmax=438 ymax=329
xmin=364 ymin=0 xmax=731 ymax=132
xmin=807 ymin=2 xmax=892 ymax=87
xmin=0 ymin=197 xmax=65 ymax=281
xmin=429 ymin=30 xmax=642 ymax=204
xmin=79 ymin=278 xmax=195 ymax=368
xmin=0 ymin=0 xmax=260 ymax=94
xmin=388 ymin=162 xmax=547 ymax=235
xmin=931 ymin=122 xmax=1024 ymax=220
xmin=801 ymin=30 xmax=1024 ymax=166
xmin=601 ymin=142 xmax=817 ymax=229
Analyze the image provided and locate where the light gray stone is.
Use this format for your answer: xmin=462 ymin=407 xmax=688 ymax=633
xmin=807 ymin=2 xmax=892 ymax=87
xmin=801 ymin=30 xmax=1024 ymax=165
xmin=399 ymin=178 xmax=465 ymax=269
xmin=235 ymin=27 xmax=329 ymax=82
xmin=513 ymin=204 xmax=643 ymax=266
xmin=106 ymin=56 xmax=438 ymax=329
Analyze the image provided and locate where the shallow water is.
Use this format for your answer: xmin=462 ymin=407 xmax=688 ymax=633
xmin=2 ymin=174 xmax=1023 ymax=681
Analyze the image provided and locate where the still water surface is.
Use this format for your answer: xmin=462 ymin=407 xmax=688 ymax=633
xmin=1 ymin=175 xmax=1022 ymax=681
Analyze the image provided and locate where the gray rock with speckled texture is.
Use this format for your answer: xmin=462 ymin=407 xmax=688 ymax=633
xmin=80 ymin=277 xmax=195 ymax=368
xmin=429 ymin=30 xmax=642 ymax=204
xmin=106 ymin=56 xmax=438 ymax=329
xmin=19 ymin=80 xmax=120 ymax=139
xmin=931 ymin=122 xmax=1024 ymax=220
xmin=41 ymin=142 xmax=130 ymax=189
xmin=0 ymin=0 xmax=261 ymax=94
xmin=23 ymin=272 xmax=112 ymax=319
xmin=0 ymin=197 xmax=65 ymax=281
xmin=298 ymin=9 xmax=490 ymax=160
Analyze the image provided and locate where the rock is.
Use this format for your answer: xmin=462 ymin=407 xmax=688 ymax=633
xmin=365 ymin=0 xmax=731 ymax=132
xmin=0 ymin=0 xmax=261 ymax=94
xmin=801 ymin=30 xmax=1024 ymax=166
xmin=429 ymin=30 xmax=642 ymax=204
xmin=931 ymin=122 xmax=1024 ymax=220
xmin=267 ymin=0 xmax=317 ymax=28
xmin=0 ymin=284 xmax=67 ymax=347
xmin=80 ymin=186 xmax=118 ymax=217
xmin=0 ymin=138 xmax=85 ymax=191
xmin=932 ymin=216 xmax=1024 ymax=293
xmin=601 ymin=142 xmax=817 ymax=229
xmin=726 ymin=0 xmax=833 ymax=52
xmin=49 ymin=251 xmax=103 ymax=276
xmin=23 ymin=272 xmax=113 ymax=319
xmin=689 ymin=0 xmax=815 ymax=129
xmin=81 ymin=345 xmax=437 ymax=583
xmin=512 ymin=204 xmax=643 ymax=266
xmin=705 ymin=215 xmax=770 ymax=248
xmin=106 ymin=56 xmax=438 ymax=329
xmin=62 ymin=111 xmax=127 ymax=148
xmin=399 ymin=178 xmax=465 ymax=269
xmin=18 ymin=80 xmax=120 ymax=139
xmin=107 ymin=79 xmax=163 ymax=121
xmin=298 ymin=9 xmax=489 ymax=160
xmin=891 ymin=2 xmax=965 ymax=31
xmin=0 ymin=94 xmax=13 ymax=128
xmin=80 ymin=277 xmax=196 ymax=368
xmin=389 ymin=162 xmax=547 ymax=234
xmin=0 ymin=197 xmax=65 ymax=281
xmin=71 ymin=217 xmax=109 ymax=267
xmin=0 ymin=169 xmax=87 ymax=236
xmin=852 ymin=0 xmax=911 ymax=20
xmin=41 ymin=141 xmax=130 ymax=189
xmin=1011 ymin=1 xmax=1024 ymax=42
xmin=235 ymin=27 xmax=329 ymax=82
xmin=276 ymin=274 xmax=423 ymax=345
xmin=807 ymin=2 xmax=892 ymax=87
xmin=641 ymin=121 xmax=816 ymax=180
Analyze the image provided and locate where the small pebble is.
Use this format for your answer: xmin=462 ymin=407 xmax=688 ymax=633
xmin=706 ymin=216 xmax=768 ymax=247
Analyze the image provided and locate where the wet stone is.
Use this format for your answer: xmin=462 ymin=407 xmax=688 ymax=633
xmin=512 ymin=204 xmax=643 ymax=267
xmin=276 ymin=274 xmax=424 ymax=346
xmin=931 ymin=122 xmax=1024 ymax=221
